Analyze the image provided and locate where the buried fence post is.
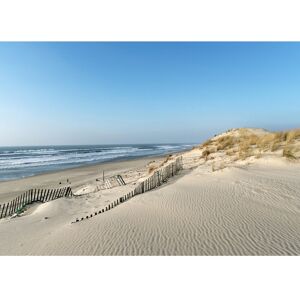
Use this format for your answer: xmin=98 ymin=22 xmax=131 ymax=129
xmin=4 ymin=202 xmax=9 ymax=218
xmin=13 ymin=199 xmax=17 ymax=214
xmin=9 ymin=200 xmax=13 ymax=215
xmin=40 ymin=189 xmax=44 ymax=201
xmin=47 ymin=189 xmax=52 ymax=201
xmin=36 ymin=189 xmax=40 ymax=201
xmin=0 ymin=204 xmax=4 ymax=219
xmin=16 ymin=198 xmax=20 ymax=211
xmin=45 ymin=189 xmax=50 ymax=202
xmin=0 ymin=203 xmax=5 ymax=219
xmin=31 ymin=189 xmax=34 ymax=202
xmin=32 ymin=189 xmax=36 ymax=201
xmin=41 ymin=189 xmax=45 ymax=202
xmin=48 ymin=189 xmax=53 ymax=201
xmin=9 ymin=200 xmax=14 ymax=215
xmin=48 ymin=189 xmax=52 ymax=200
xmin=55 ymin=189 xmax=59 ymax=199
xmin=52 ymin=189 xmax=56 ymax=199
xmin=24 ymin=191 xmax=28 ymax=204
xmin=8 ymin=200 xmax=12 ymax=216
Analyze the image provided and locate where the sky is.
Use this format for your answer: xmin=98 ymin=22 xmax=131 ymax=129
xmin=0 ymin=42 xmax=300 ymax=146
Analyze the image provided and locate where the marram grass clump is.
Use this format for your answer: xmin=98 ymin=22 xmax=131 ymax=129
xmin=201 ymin=128 xmax=300 ymax=161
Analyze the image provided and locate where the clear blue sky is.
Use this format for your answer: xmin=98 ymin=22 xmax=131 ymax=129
xmin=1 ymin=42 xmax=300 ymax=146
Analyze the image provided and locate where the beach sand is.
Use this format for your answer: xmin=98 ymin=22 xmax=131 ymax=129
xmin=0 ymin=156 xmax=164 ymax=203
xmin=1 ymin=129 xmax=300 ymax=255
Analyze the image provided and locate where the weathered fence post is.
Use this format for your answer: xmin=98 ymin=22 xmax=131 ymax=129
xmin=30 ymin=189 xmax=33 ymax=203
xmin=48 ymin=189 xmax=53 ymax=200
xmin=12 ymin=199 xmax=17 ymax=214
xmin=44 ymin=189 xmax=49 ymax=202
xmin=4 ymin=203 xmax=9 ymax=218
xmin=60 ymin=188 xmax=64 ymax=198
xmin=61 ymin=187 xmax=66 ymax=197
xmin=16 ymin=197 xmax=20 ymax=211
xmin=1 ymin=203 xmax=5 ymax=219
xmin=9 ymin=199 xmax=14 ymax=215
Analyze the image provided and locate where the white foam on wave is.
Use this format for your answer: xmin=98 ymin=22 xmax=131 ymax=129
xmin=0 ymin=144 xmax=194 ymax=178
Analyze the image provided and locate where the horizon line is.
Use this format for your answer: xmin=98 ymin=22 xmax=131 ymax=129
xmin=0 ymin=141 xmax=199 ymax=148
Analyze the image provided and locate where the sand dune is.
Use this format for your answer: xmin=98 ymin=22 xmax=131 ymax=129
xmin=1 ymin=156 xmax=300 ymax=255
xmin=1 ymin=128 xmax=300 ymax=255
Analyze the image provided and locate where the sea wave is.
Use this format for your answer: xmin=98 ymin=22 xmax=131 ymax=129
xmin=0 ymin=143 xmax=194 ymax=180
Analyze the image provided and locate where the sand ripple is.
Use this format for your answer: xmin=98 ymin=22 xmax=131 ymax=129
xmin=1 ymin=162 xmax=300 ymax=255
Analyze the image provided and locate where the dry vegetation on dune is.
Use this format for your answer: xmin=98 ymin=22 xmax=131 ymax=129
xmin=147 ymin=154 xmax=174 ymax=174
xmin=199 ymin=128 xmax=300 ymax=164
xmin=148 ymin=165 xmax=157 ymax=174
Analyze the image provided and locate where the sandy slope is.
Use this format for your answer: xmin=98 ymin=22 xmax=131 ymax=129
xmin=1 ymin=128 xmax=300 ymax=255
xmin=1 ymin=156 xmax=299 ymax=255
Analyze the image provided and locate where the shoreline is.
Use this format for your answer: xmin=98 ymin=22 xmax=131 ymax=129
xmin=0 ymin=147 xmax=192 ymax=183
xmin=0 ymin=150 xmax=187 ymax=203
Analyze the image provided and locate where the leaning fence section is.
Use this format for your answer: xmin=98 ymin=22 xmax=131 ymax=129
xmin=1 ymin=156 xmax=183 ymax=222
xmin=0 ymin=186 xmax=73 ymax=219
xmin=73 ymin=156 xmax=183 ymax=224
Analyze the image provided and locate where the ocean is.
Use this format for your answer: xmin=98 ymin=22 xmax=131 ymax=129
xmin=0 ymin=144 xmax=194 ymax=181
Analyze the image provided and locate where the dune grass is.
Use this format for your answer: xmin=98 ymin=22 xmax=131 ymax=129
xmin=148 ymin=165 xmax=157 ymax=174
xmin=202 ymin=128 xmax=300 ymax=161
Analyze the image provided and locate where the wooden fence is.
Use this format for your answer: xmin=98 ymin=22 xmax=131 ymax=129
xmin=72 ymin=156 xmax=183 ymax=223
xmin=0 ymin=186 xmax=73 ymax=219
xmin=0 ymin=156 xmax=183 ymax=222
